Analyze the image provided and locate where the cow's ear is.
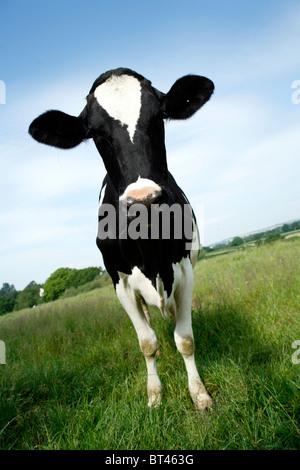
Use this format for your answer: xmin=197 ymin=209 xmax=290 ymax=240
xmin=28 ymin=107 xmax=89 ymax=149
xmin=163 ymin=75 xmax=214 ymax=120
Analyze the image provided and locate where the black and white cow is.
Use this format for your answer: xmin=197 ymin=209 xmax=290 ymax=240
xmin=29 ymin=68 xmax=214 ymax=409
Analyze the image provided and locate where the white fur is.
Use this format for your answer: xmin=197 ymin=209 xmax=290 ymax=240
xmin=98 ymin=183 xmax=107 ymax=210
xmin=115 ymin=257 xmax=212 ymax=409
xmin=116 ymin=270 xmax=162 ymax=407
xmin=116 ymin=258 xmax=191 ymax=323
xmin=190 ymin=218 xmax=200 ymax=267
xmin=94 ymin=75 xmax=141 ymax=143
xmin=119 ymin=176 xmax=161 ymax=201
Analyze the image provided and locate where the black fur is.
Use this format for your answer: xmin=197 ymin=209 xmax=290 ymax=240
xmin=29 ymin=110 xmax=88 ymax=149
xmin=164 ymin=75 xmax=214 ymax=120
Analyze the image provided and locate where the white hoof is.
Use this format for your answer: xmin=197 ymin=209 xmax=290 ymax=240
xmin=191 ymin=392 xmax=213 ymax=410
xmin=147 ymin=393 xmax=162 ymax=409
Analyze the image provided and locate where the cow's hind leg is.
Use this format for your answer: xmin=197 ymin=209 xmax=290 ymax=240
xmin=174 ymin=259 xmax=213 ymax=410
xmin=116 ymin=279 xmax=162 ymax=408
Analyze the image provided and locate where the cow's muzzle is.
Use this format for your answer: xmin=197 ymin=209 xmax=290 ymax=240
xmin=119 ymin=177 xmax=162 ymax=207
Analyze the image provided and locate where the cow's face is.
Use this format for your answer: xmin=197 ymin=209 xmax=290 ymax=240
xmin=86 ymin=69 xmax=168 ymax=200
xmin=29 ymin=68 xmax=214 ymax=203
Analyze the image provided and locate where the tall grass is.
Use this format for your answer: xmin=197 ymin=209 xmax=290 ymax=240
xmin=0 ymin=239 xmax=299 ymax=449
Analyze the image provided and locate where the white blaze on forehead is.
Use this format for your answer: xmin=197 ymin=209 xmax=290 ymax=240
xmin=94 ymin=74 xmax=142 ymax=142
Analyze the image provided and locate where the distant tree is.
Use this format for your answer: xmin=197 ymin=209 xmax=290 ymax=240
xmin=0 ymin=296 xmax=16 ymax=316
xmin=43 ymin=268 xmax=72 ymax=302
xmin=66 ymin=267 xmax=102 ymax=289
xmin=265 ymin=232 xmax=281 ymax=244
xmin=14 ymin=281 xmax=41 ymax=311
xmin=0 ymin=283 xmax=17 ymax=315
xmin=281 ymin=224 xmax=290 ymax=233
xmin=245 ymin=232 xmax=265 ymax=242
xmin=43 ymin=267 xmax=102 ymax=302
xmin=0 ymin=283 xmax=16 ymax=297
xmin=290 ymin=221 xmax=300 ymax=231
xmin=230 ymin=236 xmax=244 ymax=247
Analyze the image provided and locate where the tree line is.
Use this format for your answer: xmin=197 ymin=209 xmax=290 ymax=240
xmin=200 ymin=220 xmax=300 ymax=258
xmin=0 ymin=267 xmax=104 ymax=316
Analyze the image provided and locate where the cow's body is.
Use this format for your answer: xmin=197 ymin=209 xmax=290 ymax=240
xmin=29 ymin=68 xmax=214 ymax=409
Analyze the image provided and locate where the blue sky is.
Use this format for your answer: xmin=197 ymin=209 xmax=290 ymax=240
xmin=0 ymin=0 xmax=300 ymax=290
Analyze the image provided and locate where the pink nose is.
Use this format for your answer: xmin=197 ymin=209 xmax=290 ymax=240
xmin=119 ymin=178 xmax=162 ymax=206
xmin=126 ymin=188 xmax=162 ymax=206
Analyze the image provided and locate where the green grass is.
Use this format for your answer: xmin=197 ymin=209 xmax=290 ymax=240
xmin=0 ymin=239 xmax=299 ymax=450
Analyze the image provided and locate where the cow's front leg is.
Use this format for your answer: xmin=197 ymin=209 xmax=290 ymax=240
xmin=174 ymin=259 xmax=213 ymax=410
xmin=116 ymin=277 xmax=162 ymax=408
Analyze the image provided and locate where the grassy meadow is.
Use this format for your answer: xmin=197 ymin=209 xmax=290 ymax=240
xmin=0 ymin=238 xmax=299 ymax=450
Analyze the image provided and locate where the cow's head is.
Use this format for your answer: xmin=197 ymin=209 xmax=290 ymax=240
xmin=29 ymin=68 xmax=214 ymax=203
